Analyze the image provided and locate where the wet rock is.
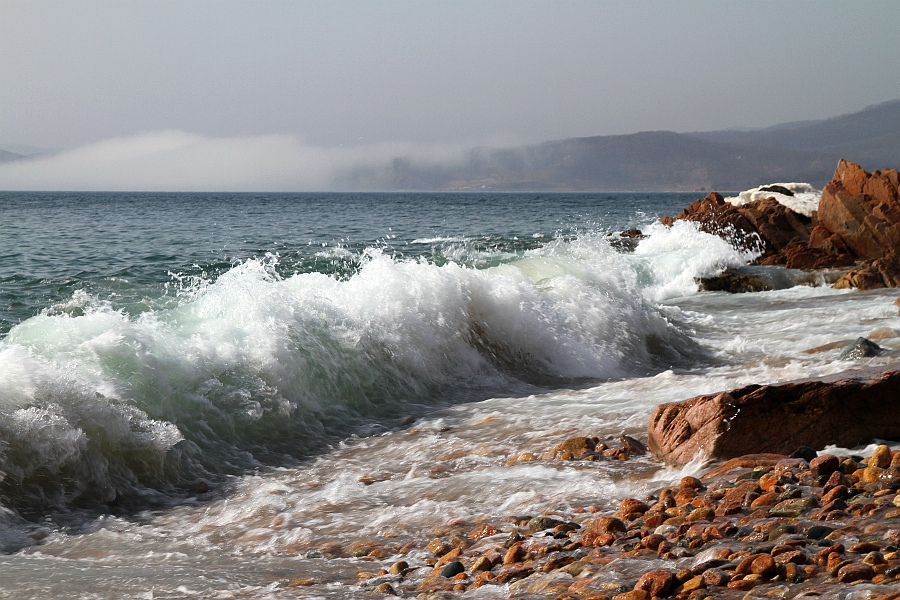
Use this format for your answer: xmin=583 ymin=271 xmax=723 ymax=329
xmin=373 ymin=582 xmax=397 ymax=594
xmin=839 ymin=337 xmax=883 ymax=360
xmin=467 ymin=523 xmax=499 ymax=540
xmin=837 ymin=562 xmax=876 ymax=583
xmin=528 ymin=516 xmax=563 ymax=533
xmin=388 ymin=560 xmax=408 ymax=575
xmin=620 ymin=434 xmax=647 ymax=456
xmin=648 ymin=367 xmax=900 ymax=466
xmin=634 ymin=568 xmax=674 ymax=596
xmin=440 ymin=560 xmax=465 ymax=578
xmin=548 ymin=436 xmax=595 ymax=459
xmin=700 ymin=269 xmax=773 ymax=293
xmin=503 ymin=544 xmax=526 ymax=565
xmin=790 ymin=445 xmax=818 ymax=462
xmin=619 ymin=498 xmax=650 ymax=520
xmin=814 ymin=160 xmax=900 ymax=263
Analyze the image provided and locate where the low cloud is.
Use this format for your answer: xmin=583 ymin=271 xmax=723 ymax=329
xmin=0 ymin=131 xmax=468 ymax=191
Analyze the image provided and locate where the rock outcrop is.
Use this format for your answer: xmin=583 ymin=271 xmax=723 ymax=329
xmin=647 ymin=367 xmax=900 ymax=467
xmin=661 ymin=193 xmax=816 ymax=265
xmin=664 ymin=160 xmax=900 ymax=288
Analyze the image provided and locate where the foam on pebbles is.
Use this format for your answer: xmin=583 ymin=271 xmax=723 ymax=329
xmin=353 ymin=442 xmax=900 ymax=598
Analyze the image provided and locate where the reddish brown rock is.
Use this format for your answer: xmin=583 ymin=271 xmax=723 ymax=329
xmin=814 ymin=160 xmax=900 ymax=261
xmin=837 ymin=562 xmax=876 ymax=583
xmin=634 ymin=569 xmax=675 ymax=597
xmin=619 ymin=498 xmax=650 ymax=520
xmin=648 ymin=367 xmax=900 ymax=466
xmin=547 ymin=436 xmax=595 ymax=459
xmin=667 ymin=192 xmax=812 ymax=263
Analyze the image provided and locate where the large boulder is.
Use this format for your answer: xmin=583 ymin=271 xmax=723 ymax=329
xmin=663 ymin=161 xmax=900 ymax=287
xmin=812 ymin=160 xmax=900 ymax=261
xmin=647 ymin=367 xmax=900 ymax=467
xmin=664 ymin=192 xmax=813 ymax=263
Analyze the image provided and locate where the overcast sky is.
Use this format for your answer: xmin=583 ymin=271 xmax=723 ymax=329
xmin=1 ymin=0 xmax=899 ymax=190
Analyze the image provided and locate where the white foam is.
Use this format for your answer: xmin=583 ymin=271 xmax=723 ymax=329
xmin=724 ymin=182 xmax=821 ymax=217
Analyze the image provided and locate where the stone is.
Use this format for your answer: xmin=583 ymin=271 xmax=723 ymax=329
xmin=503 ymin=544 xmax=526 ymax=564
xmin=620 ymin=434 xmax=647 ymax=456
xmin=548 ymin=436 xmax=595 ymax=459
xmin=838 ymin=337 xmax=882 ymax=360
xmin=701 ymin=567 xmax=730 ymax=586
xmin=668 ymin=192 xmax=812 ymax=264
xmin=468 ymin=523 xmax=500 ymax=540
xmin=749 ymin=553 xmax=777 ymax=577
xmin=440 ymin=561 xmax=465 ymax=578
xmin=528 ymin=516 xmax=563 ymax=533
xmin=388 ymin=560 xmax=408 ymax=574
xmin=810 ymin=455 xmax=841 ymax=478
xmin=648 ymin=367 xmax=900 ymax=466
xmin=836 ymin=562 xmax=876 ymax=583
xmin=373 ymin=582 xmax=397 ymax=594
xmin=813 ymin=160 xmax=900 ymax=263
xmin=872 ymin=444 xmax=893 ymax=469
xmin=634 ymin=569 xmax=675 ymax=597
xmin=790 ymin=445 xmax=818 ymax=462
xmin=619 ymin=498 xmax=650 ymax=519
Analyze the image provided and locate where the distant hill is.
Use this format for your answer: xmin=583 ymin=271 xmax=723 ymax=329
xmin=342 ymin=100 xmax=900 ymax=191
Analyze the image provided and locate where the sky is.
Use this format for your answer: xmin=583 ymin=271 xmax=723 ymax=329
xmin=1 ymin=0 xmax=899 ymax=190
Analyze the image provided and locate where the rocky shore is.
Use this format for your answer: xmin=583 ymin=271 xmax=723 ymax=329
xmin=660 ymin=160 xmax=900 ymax=291
xmin=353 ymin=441 xmax=900 ymax=599
xmin=342 ymin=160 xmax=900 ymax=598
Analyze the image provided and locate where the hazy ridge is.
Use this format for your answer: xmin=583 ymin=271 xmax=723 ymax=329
xmin=344 ymin=100 xmax=900 ymax=191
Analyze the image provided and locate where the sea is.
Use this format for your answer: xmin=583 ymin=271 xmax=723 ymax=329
xmin=1 ymin=191 xmax=898 ymax=598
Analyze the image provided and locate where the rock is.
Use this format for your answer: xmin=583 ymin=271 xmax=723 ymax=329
xmin=373 ymin=582 xmax=397 ymax=594
xmin=813 ymin=160 xmax=900 ymax=262
xmin=468 ymin=523 xmax=500 ymax=540
xmin=634 ymin=568 xmax=675 ymax=597
xmin=838 ymin=337 xmax=882 ymax=359
xmin=388 ymin=560 xmax=408 ymax=575
xmin=620 ymin=434 xmax=647 ymax=456
xmin=836 ymin=562 xmax=876 ymax=583
xmin=503 ymin=544 xmax=526 ymax=564
xmin=647 ymin=367 xmax=900 ymax=467
xmin=759 ymin=184 xmax=795 ymax=197
xmin=871 ymin=444 xmax=893 ymax=468
xmin=790 ymin=445 xmax=817 ymax=462
xmin=810 ymin=454 xmax=841 ymax=478
xmin=548 ymin=436 xmax=595 ymax=459
xmin=528 ymin=516 xmax=563 ymax=533
xmin=440 ymin=560 xmax=465 ymax=578
xmin=670 ymin=192 xmax=812 ymax=264
xmin=701 ymin=567 xmax=730 ymax=586
xmin=699 ymin=269 xmax=773 ymax=293
xmin=619 ymin=498 xmax=650 ymax=519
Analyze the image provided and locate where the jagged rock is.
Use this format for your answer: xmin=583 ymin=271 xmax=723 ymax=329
xmin=647 ymin=367 xmax=900 ymax=467
xmin=667 ymin=192 xmax=811 ymax=262
xmin=812 ymin=160 xmax=900 ymax=262
xmin=838 ymin=337 xmax=882 ymax=360
xmin=700 ymin=269 xmax=773 ymax=293
xmin=663 ymin=161 xmax=900 ymax=283
xmin=759 ymin=184 xmax=795 ymax=196
xmin=833 ymin=253 xmax=900 ymax=290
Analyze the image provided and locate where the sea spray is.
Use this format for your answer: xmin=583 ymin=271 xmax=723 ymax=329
xmin=0 ymin=226 xmax=734 ymax=513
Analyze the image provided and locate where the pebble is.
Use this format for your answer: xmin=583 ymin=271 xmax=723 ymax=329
xmin=367 ymin=444 xmax=900 ymax=597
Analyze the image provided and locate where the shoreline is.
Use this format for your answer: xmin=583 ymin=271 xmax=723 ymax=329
xmin=358 ymin=443 xmax=900 ymax=599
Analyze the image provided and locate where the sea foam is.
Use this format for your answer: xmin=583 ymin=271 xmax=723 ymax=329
xmin=0 ymin=223 xmax=747 ymax=511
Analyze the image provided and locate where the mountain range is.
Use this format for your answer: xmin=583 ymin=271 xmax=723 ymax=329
xmin=2 ymin=100 xmax=898 ymax=191
xmin=343 ymin=99 xmax=900 ymax=191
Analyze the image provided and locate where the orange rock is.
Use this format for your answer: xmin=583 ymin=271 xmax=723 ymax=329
xmin=634 ymin=568 xmax=675 ymax=597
